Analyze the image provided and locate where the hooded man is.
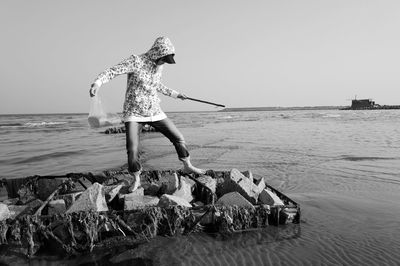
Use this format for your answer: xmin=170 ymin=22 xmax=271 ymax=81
xmin=90 ymin=37 xmax=205 ymax=191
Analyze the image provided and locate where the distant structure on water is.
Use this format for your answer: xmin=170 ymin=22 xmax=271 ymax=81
xmin=341 ymin=98 xmax=400 ymax=110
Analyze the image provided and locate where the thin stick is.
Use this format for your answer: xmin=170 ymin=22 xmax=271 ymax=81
xmin=34 ymin=183 xmax=65 ymax=216
xmin=186 ymin=97 xmax=225 ymax=108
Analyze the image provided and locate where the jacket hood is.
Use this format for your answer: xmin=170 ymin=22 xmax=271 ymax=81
xmin=145 ymin=37 xmax=175 ymax=61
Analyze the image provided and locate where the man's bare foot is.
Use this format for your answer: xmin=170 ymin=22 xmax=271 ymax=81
xmin=128 ymin=171 xmax=141 ymax=192
xmin=181 ymin=156 xmax=206 ymax=175
xmin=182 ymin=164 xmax=206 ymax=175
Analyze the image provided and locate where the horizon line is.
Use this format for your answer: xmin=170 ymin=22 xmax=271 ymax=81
xmin=0 ymin=105 xmax=347 ymax=116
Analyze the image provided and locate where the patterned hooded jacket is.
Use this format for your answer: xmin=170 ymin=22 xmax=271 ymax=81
xmin=94 ymin=37 xmax=180 ymax=122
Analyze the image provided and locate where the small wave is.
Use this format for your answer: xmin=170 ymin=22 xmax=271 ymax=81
xmin=339 ymin=155 xmax=397 ymax=161
xmin=323 ymin=114 xmax=341 ymax=118
xmin=0 ymin=122 xmax=23 ymax=127
xmin=15 ymin=150 xmax=84 ymax=164
xmin=280 ymin=114 xmax=291 ymax=119
xmin=24 ymin=121 xmax=68 ymax=127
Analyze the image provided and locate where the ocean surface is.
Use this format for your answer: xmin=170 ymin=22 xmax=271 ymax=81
xmin=1 ymin=110 xmax=400 ymax=265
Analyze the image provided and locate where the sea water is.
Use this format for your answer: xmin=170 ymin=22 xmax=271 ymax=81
xmin=1 ymin=110 xmax=400 ymax=265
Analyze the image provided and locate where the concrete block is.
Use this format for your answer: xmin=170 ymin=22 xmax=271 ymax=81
xmin=196 ymin=175 xmax=217 ymax=193
xmin=157 ymin=194 xmax=192 ymax=208
xmin=242 ymin=170 xmax=254 ymax=183
xmin=119 ymin=187 xmax=144 ymax=200
xmin=67 ymin=183 xmax=108 ymax=213
xmin=48 ymin=199 xmax=66 ymax=215
xmin=254 ymin=177 xmax=266 ymax=192
xmin=221 ymin=169 xmax=264 ymax=204
xmin=0 ymin=203 xmax=10 ymax=221
xmin=216 ymin=192 xmax=255 ymax=210
xmin=104 ymin=184 xmax=123 ymax=203
xmin=54 ymin=192 xmax=82 ymax=209
xmin=258 ymin=189 xmax=284 ymax=206
xmin=160 ymin=172 xmax=179 ymax=194
xmin=124 ymin=195 xmax=159 ymax=210
xmin=142 ymin=182 xmax=161 ymax=196
xmin=8 ymin=205 xmax=28 ymax=219
xmin=172 ymin=176 xmax=194 ymax=202
xmin=37 ymin=178 xmax=67 ymax=201
xmin=1 ymin=198 xmax=19 ymax=205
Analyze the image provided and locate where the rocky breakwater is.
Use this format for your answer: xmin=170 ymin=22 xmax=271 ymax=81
xmin=0 ymin=169 xmax=300 ymax=257
xmin=104 ymin=124 xmax=156 ymax=134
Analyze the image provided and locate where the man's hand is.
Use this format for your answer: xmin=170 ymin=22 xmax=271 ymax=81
xmin=89 ymin=83 xmax=100 ymax=97
xmin=177 ymin=93 xmax=188 ymax=100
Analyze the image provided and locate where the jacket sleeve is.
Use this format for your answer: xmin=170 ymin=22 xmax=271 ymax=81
xmin=157 ymin=83 xmax=179 ymax=98
xmin=94 ymin=55 xmax=138 ymax=86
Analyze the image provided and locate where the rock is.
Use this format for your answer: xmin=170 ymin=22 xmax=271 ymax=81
xmin=48 ymin=199 xmax=66 ymax=215
xmin=112 ymin=171 xmax=135 ymax=186
xmin=242 ymin=170 xmax=254 ymax=183
xmin=54 ymin=192 xmax=82 ymax=209
xmin=0 ymin=203 xmax=11 ymax=221
xmin=8 ymin=205 xmax=28 ymax=219
xmin=216 ymin=192 xmax=255 ymax=209
xmin=142 ymin=183 xmax=161 ymax=196
xmin=37 ymin=178 xmax=68 ymax=201
xmin=254 ymin=177 xmax=266 ymax=192
xmin=220 ymin=169 xmax=264 ymax=204
xmin=104 ymin=184 xmax=123 ymax=203
xmin=119 ymin=187 xmax=144 ymax=199
xmin=172 ymin=176 xmax=195 ymax=203
xmin=159 ymin=172 xmax=179 ymax=194
xmin=124 ymin=195 xmax=159 ymax=210
xmin=2 ymin=198 xmax=19 ymax=205
xmin=192 ymin=201 xmax=205 ymax=207
xmin=157 ymin=194 xmax=192 ymax=208
xmin=196 ymin=175 xmax=217 ymax=193
xmin=67 ymin=183 xmax=108 ymax=213
xmin=16 ymin=185 xmax=36 ymax=204
xmin=26 ymin=199 xmax=43 ymax=213
xmin=9 ymin=199 xmax=45 ymax=217
xmin=258 ymin=189 xmax=284 ymax=206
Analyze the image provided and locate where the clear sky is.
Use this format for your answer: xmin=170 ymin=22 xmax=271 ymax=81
xmin=1 ymin=0 xmax=399 ymax=114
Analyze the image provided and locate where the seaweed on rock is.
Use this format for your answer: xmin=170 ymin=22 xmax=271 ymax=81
xmin=0 ymin=169 xmax=300 ymax=258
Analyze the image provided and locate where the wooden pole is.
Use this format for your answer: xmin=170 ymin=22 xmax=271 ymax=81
xmin=186 ymin=97 xmax=225 ymax=108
